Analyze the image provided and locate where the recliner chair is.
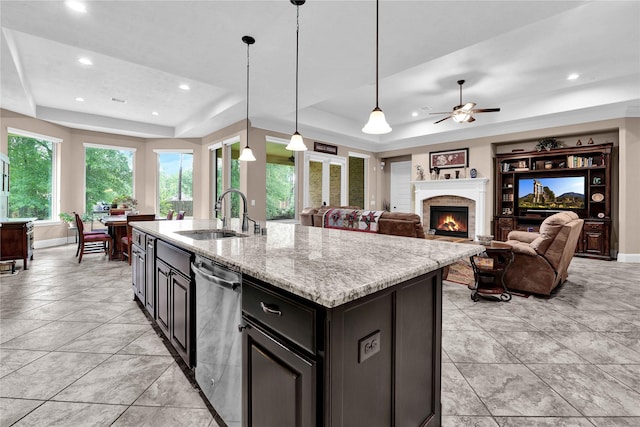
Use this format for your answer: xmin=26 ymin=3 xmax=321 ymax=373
xmin=502 ymin=211 xmax=584 ymax=296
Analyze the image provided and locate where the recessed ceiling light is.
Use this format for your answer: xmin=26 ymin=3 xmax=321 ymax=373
xmin=152 ymin=111 xmax=159 ymax=116
xmin=75 ymin=97 xmax=85 ymax=102
xmin=567 ymin=73 xmax=580 ymax=80
xmin=411 ymin=111 xmax=419 ymax=117
xmin=78 ymin=57 xmax=92 ymax=65
xmin=179 ymin=84 xmax=190 ymax=91
xmin=65 ymin=1 xmax=87 ymax=13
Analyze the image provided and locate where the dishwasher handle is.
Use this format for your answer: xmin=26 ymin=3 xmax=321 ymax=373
xmin=191 ymin=261 xmax=241 ymax=291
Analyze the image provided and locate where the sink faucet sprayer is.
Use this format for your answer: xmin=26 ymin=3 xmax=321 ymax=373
xmin=214 ymin=188 xmax=259 ymax=233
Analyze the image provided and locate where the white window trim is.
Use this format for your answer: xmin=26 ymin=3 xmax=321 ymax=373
xmin=8 ymin=128 xmax=60 ymax=222
xmin=223 ymin=136 xmax=241 ymax=146
xmin=83 ymin=142 xmax=136 ymax=152
xmin=153 ymin=148 xmax=193 ymax=154
xmin=348 ymin=151 xmax=371 ymax=159
xmin=208 ymin=142 xmax=223 ymax=151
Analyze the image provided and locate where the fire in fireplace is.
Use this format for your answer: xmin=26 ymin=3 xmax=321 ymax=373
xmin=430 ymin=206 xmax=469 ymax=238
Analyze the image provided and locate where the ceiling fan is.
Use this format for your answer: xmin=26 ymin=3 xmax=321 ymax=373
xmin=431 ymin=80 xmax=500 ymax=124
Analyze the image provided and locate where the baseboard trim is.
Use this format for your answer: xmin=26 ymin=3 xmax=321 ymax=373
xmin=617 ymin=253 xmax=640 ymax=263
xmin=34 ymin=237 xmax=75 ymax=249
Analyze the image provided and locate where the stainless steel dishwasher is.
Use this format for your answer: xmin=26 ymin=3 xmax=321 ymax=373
xmin=192 ymin=255 xmax=242 ymax=427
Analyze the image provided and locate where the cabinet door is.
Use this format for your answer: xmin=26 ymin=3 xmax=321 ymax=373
xmin=171 ymin=271 xmax=191 ymax=366
xmin=156 ymin=259 xmax=171 ymax=338
xmin=582 ymin=222 xmax=606 ymax=255
xmin=131 ymin=245 xmax=145 ymax=302
xmin=495 ymin=217 xmax=514 ymax=242
xmin=144 ymin=238 xmax=155 ymax=317
xmin=243 ymin=323 xmax=315 ymax=427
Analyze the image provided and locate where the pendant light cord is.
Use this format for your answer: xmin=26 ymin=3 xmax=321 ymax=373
xmin=295 ymin=4 xmax=300 ymax=133
xmin=375 ymin=0 xmax=379 ymax=109
xmin=246 ymin=40 xmax=250 ymax=147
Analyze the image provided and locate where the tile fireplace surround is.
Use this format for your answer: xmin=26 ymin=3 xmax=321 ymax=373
xmin=413 ymin=178 xmax=490 ymax=238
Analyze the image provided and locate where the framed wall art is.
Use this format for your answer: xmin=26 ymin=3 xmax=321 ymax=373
xmin=429 ymin=148 xmax=469 ymax=169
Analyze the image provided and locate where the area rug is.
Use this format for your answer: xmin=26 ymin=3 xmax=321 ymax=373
xmin=444 ymin=259 xmax=530 ymax=298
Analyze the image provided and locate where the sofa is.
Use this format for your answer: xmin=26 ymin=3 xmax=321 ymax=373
xmin=300 ymin=206 xmax=425 ymax=239
xmin=502 ymin=211 xmax=584 ymax=296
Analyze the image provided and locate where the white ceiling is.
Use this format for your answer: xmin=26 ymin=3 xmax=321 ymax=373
xmin=2 ymin=1 xmax=639 ymax=152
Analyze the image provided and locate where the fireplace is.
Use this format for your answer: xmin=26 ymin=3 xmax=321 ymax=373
xmin=430 ymin=206 xmax=469 ymax=238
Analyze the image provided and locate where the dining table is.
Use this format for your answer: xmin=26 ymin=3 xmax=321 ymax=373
xmin=100 ymin=215 xmax=129 ymax=260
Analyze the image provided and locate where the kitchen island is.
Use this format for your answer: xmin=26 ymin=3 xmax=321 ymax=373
xmin=131 ymin=219 xmax=483 ymax=427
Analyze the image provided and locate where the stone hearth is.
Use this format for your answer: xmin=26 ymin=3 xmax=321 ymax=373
xmin=413 ymin=178 xmax=490 ymax=238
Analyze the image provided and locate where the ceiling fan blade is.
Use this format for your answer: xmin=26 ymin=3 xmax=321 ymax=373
xmin=429 ymin=112 xmax=453 ymax=115
xmin=433 ymin=116 xmax=451 ymax=124
xmin=467 ymin=116 xmax=476 ymax=123
xmin=471 ymin=108 xmax=501 ymax=113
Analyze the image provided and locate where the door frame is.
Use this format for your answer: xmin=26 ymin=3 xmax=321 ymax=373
xmin=303 ymin=151 xmax=347 ymax=208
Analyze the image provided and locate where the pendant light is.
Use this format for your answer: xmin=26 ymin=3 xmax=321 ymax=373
xmin=362 ymin=0 xmax=391 ymax=134
xmin=286 ymin=0 xmax=308 ymax=151
xmin=239 ymin=35 xmax=257 ymax=162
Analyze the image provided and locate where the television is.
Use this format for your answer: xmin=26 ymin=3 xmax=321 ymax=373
xmin=517 ymin=176 xmax=585 ymax=211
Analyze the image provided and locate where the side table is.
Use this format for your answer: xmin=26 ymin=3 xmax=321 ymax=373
xmin=469 ymin=241 xmax=514 ymax=302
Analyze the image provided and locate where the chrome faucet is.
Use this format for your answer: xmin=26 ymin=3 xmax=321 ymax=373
xmin=214 ymin=188 xmax=256 ymax=233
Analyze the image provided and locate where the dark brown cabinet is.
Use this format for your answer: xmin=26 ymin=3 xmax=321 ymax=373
xmin=494 ymin=143 xmax=613 ymax=259
xmin=0 ymin=219 xmax=35 ymax=270
xmin=579 ymin=220 xmax=610 ymax=259
xmin=156 ymin=259 xmax=171 ymax=337
xmin=144 ymin=236 xmax=156 ymax=317
xmin=155 ymin=240 xmax=193 ymax=366
xmin=241 ymin=270 xmax=442 ymax=427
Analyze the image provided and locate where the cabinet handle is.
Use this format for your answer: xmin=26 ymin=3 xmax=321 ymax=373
xmin=260 ymin=302 xmax=282 ymax=316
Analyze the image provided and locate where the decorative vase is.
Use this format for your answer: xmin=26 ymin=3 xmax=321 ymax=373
xmin=470 ymin=168 xmax=477 ymax=178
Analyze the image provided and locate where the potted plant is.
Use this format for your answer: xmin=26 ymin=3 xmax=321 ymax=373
xmin=59 ymin=212 xmax=75 ymax=225
xmin=112 ymin=195 xmax=137 ymax=209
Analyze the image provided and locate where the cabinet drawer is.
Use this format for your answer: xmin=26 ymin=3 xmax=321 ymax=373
xmin=132 ymin=229 xmax=146 ymax=248
xmin=157 ymin=240 xmax=191 ymax=275
xmin=243 ymin=280 xmax=316 ymax=354
xmin=584 ymin=222 xmax=604 ymax=231
xmin=498 ymin=217 xmax=514 ymax=227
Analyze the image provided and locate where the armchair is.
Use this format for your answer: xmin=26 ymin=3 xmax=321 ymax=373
xmin=502 ymin=211 xmax=584 ymax=296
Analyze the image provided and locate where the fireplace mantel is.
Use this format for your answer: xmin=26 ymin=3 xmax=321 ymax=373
xmin=413 ymin=178 xmax=490 ymax=236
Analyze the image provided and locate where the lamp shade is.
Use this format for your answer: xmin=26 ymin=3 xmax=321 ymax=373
xmin=362 ymin=107 xmax=392 ymax=134
xmin=286 ymin=131 xmax=307 ymax=151
xmin=452 ymin=109 xmax=471 ymax=123
xmin=239 ymin=147 xmax=256 ymax=162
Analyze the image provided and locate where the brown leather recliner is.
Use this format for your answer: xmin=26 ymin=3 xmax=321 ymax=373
xmin=503 ymin=211 xmax=584 ymax=296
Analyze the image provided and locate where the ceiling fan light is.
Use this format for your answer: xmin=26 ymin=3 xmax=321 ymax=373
xmin=287 ymin=132 xmax=307 ymax=151
xmin=452 ymin=109 xmax=471 ymax=123
xmin=362 ymin=107 xmax=392 ymax=134
xmin=239 ymin=147 xmax=256 ymax=162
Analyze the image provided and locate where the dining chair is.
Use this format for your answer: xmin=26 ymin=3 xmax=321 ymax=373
xmin=74 ymin=211 xmax=110 ymax=258
xmin=75 ymin=213 xmax=112 ymax=263
xmin=176 ymin=211 xmax=186 ymax=220
xmin=121 ymin=214 xmax=156 ymax=265
xmin=166 ymin=210 xmax=175 ymax=220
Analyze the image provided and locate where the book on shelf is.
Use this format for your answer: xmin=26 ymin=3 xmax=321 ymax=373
xmin=567 ymin=155 xmax=594 ymax=168
xmin=514 ymin=167 xmax=529 ymax=172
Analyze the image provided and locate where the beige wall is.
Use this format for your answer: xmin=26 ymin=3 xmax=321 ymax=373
xmin=2 ymin=108 xmax=638 ymax=260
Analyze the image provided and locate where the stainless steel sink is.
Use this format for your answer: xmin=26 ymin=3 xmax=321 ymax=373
xmin=175 ymin=229 xmax=247 ymax=240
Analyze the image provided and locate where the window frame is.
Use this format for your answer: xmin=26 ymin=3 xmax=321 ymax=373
xmin=7 ymin=127 xmax=61 ymax=224
xmin=154 ymin=148 xmax=194 ymax=219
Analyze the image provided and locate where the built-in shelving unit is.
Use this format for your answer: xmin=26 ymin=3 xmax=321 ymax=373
xmin=494 ymin=143 xmax=612 ymax=260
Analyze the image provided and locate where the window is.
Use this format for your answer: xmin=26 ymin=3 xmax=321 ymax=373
xmin=85 ymin=144 xmax=134 ymax=213
xmin=156 ymin=151 xmax=193 ymax=218
xmin=7 ymin=130 xmax=59 ymax=221
xmin=348 ymin=152 xmax=369 ymax=209
xmin=266 ymin=139 xmax=296 ymax=220
xmin=229 ymin=141 xmax=241 ymax=217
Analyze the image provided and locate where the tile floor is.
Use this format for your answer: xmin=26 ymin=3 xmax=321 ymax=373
xmin=1 ymin=244 xmax=639 ymax=426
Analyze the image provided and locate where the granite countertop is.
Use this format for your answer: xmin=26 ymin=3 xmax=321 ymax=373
xmin=0 ymin=217 xmax=38 ymax=223
xmin=132 ymin=219 xmax=484 ymax=308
